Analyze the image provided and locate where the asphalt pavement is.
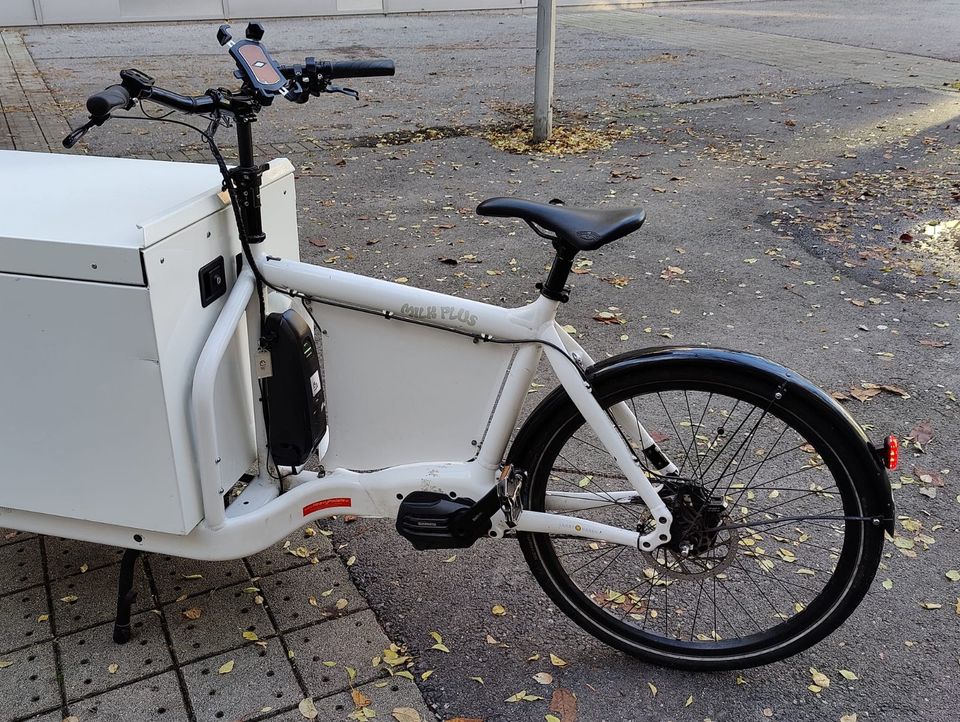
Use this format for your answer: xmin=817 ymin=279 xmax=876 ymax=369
xmin=3 ymin=2 xmax=960 ymax=721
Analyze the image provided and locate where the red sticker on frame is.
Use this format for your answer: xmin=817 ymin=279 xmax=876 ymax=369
xmin=302 ymin=497 xmax=352 ymax=516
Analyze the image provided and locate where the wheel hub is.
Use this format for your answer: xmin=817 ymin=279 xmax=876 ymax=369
xmin=666 ymin=484 xmax=728 ymax=555
xmin=641 ymin=483 xmax=737 ymax=580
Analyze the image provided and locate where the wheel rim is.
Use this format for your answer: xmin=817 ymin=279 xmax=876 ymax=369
xmin=526 ymin=381 xmax=868 ymax=661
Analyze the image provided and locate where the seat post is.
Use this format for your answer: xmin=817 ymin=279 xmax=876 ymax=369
xmin=539 ymin=242 xmax=577 ymax=302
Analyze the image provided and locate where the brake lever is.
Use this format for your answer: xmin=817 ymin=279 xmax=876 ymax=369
xmin=324 ymin=84 xmax=359 ymax=100
xmin=62 ymin=115 xmax=109 ymax=149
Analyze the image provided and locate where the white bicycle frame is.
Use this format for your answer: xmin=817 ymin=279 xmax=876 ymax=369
xmin=3 ymin=246 xmax=676 ymax=560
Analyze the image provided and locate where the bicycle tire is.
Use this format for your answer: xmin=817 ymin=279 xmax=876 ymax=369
xmin=513 ymin=348 xmax=889 ymax=670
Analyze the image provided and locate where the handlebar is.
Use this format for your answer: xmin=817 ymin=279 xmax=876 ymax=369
xmin=67 ymin=22 xmax=395 ymax=149
xmin=86 ymin=84 xmax=133 ymax=117
xmin=83 ymin=57 xmax=394 ymax=120
xmin=317 ymin=59 xmax=395 ymax=79
xmin=66 ymin=83 xmax=227 ymax=147
xmin=145 ymin=86 xmax=218 ymax=114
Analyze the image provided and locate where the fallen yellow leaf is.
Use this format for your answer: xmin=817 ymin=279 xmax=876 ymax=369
xmin=218 ymin=660 xmax=235 ymax=674
xmin=298 ymin=697 xmax=318 ymax=719
xmin=391 ymin=708 xmax=421 ymax=722
xmin=810 ymin=668 xmax=830 ymax=688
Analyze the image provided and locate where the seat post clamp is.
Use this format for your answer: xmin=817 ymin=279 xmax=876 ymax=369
xmin=535 ymin=281 xmax=569 ymax=303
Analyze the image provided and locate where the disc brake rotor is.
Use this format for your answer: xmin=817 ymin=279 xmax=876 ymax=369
xmin=642 ymin=526 xmax=738 ymax=580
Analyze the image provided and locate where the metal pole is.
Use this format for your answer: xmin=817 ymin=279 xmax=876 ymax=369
xmin=533 ymin=0 xmax=557 ymax=143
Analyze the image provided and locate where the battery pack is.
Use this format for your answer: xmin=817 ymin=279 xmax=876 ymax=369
xmin=262 ymin=308 xmax=327 ymax=466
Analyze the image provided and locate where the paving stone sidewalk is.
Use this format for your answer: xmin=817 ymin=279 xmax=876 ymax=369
xmin=0 ymin=29 xmax=67 ymax=151
xmin=0 ymin=527 xmax=432 ymax=722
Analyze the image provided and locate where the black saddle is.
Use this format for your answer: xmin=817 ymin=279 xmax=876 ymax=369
xmin=476 ymin=197 xmax=645 ymax=252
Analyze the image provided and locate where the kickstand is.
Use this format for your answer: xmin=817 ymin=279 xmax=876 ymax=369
xmin=112 ymin=548 xmax=142 ymax=644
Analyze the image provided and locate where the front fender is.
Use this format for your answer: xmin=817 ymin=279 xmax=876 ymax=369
xmin=507 ymin=346 xmax=895 ymax=534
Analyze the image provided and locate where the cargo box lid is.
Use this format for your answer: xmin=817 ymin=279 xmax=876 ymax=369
xmin=0 ymin=150 xmax=242 ymax=285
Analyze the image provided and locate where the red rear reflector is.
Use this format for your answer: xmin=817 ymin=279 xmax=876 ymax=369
xmin=883 ymin=436 xmax=898 ymax=470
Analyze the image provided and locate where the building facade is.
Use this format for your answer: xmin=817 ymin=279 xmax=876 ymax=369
xmin=2 ymin=0 xmax=622 ymax=25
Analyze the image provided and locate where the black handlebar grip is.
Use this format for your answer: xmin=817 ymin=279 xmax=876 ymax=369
xmin=320 ymin=59 xmax=395 ymax=79
xmin=86 ymin=84 xmax=133 ymax=117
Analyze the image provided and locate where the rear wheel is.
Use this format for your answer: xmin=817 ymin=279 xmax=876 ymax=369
xmin=517 ymin=356 xmax=885 ymax=669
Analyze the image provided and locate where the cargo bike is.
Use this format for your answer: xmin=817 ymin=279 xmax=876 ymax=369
xmin=0 ymin=24 xmax=897 ymax=670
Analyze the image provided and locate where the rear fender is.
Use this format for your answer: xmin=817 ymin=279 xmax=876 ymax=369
xmin=507 ymin=346 xmax=895 ymax=534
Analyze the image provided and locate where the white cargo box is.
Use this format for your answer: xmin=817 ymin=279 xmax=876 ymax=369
xmin=0 ymin=150 xmax=300 ymax=534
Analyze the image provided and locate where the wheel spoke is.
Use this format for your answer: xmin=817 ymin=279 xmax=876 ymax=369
xmin=657 ymin=391 xmax=692 ymax=475
xmin=683 ymin=390 xmax=707 ymax=479
xmin=720 ymin=421 xmax=791 ymax=498
xmin=553 ymin=452 xmax=644 ymax=523
xmin=576 ymin=547 xmax=627 ymax=592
